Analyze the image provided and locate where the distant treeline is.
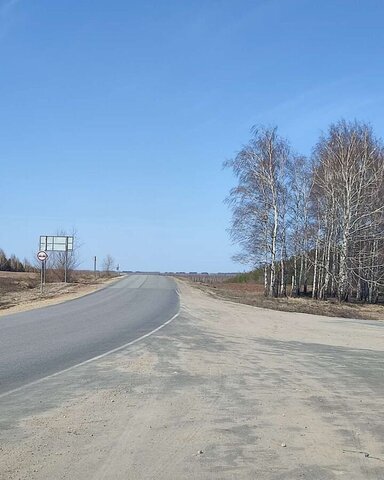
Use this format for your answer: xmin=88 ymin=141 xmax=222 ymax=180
xmin=225 ymin=120 xmax=384 ymax=303
xmin=0 ymin=249 xmax=33 ymax=272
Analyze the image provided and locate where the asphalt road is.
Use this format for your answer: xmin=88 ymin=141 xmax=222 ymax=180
xmin=0 ymin=274 xmax=179 ymax=396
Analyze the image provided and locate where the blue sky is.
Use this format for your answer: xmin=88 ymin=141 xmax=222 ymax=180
xmin=1 ymin=0 xmax=383 ymax=272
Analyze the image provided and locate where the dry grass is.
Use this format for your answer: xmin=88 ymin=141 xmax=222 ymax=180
xmin=0 ymin=271 xmax=119 ymax=313
xmin=0 ymin=271 xmax=39 ymax=295
xmin=192 ymin=281 xmax=384 ymax=322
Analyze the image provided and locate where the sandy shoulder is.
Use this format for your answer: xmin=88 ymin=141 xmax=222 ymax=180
xmin=1 ymin=279 xmax=383 ymax=479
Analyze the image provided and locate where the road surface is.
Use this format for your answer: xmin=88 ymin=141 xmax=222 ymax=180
xmin=0 ymin=274 xmax=179 ymax=396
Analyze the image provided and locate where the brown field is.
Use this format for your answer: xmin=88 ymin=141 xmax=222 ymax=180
xmin=0 ymin=271 xmax=39 ymax=294
xmin=0 ymin=271 xmax=119 ymax=314
xmin=192 ymin=281 xmax=384 ymax=321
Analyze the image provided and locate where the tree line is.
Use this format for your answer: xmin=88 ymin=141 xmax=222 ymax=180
xmin=0 ymin=249 xmax=31 ymax=272
xmin=0 ymin=246 xmax=117 ymax=281
xmin=225 ymin=119 xmax=384 ymax=303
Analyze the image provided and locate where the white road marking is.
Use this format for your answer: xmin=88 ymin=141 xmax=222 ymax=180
xmin=0 ymin=309 xmax=180 ymax=400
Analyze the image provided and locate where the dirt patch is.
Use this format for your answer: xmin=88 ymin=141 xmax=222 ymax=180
xmin=190 ymin=281 xmax=384 ymax=321
xmin=0 ymin=271 xmax=121 ymax=316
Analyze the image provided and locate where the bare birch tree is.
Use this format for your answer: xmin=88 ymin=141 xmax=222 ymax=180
xmin=313 ymin=120 xmax=384 ymax=301
xmin=102 ymin=254 xmax=115 ymax=276
xmin=225 ymin=126 xmax=290 ymax=297
xmin=288 ymin=155 xmax=313 ymax=296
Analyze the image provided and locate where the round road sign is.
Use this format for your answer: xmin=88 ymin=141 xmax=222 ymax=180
xmin=37 ymin=250 xmax=48 ymax=262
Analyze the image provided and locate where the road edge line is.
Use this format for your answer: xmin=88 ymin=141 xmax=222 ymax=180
xmin=0 ymin=310 xmax=180 ymax=400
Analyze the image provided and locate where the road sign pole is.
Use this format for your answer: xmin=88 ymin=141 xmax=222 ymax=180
xmin=37 ymin=251 xmax=49 ymax=294
xmin=40 ymin=261 xmax=43 ymax=294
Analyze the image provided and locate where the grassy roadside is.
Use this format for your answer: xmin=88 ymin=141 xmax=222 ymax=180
xmin=0 ymin=271 xmax=121 ymax=316
xmin=187 ymin=280 xmax=384 ymax=321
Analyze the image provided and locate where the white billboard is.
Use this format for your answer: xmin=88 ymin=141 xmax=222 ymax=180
xmin=40 ymin=235 xmax=74 ymax=252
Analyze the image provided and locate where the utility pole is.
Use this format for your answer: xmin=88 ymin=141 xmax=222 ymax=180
xmin=94 ymin=256 xmax=97 ymax=279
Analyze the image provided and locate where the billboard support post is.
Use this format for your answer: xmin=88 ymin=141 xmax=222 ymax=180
xmin=64 ymin=237 xmax=68 ymax=283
